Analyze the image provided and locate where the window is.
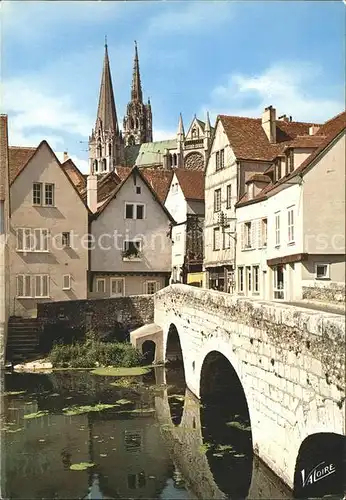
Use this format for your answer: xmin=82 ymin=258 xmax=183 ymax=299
xmin=214 ymin=189 xmax=221 ymax=212
xmin=16 ymin=228 xmax=49 ymax=252
xmin=96 ymin=278 xmax=105 ymax=293
xmin=276 ymin=160 xmax=282 ymax=181
xmin=62 ymin=274 xmax=71 ymax=290
xmin=289 ymin=150 xmax=294 ymax=173
xmin=288 ymin=207 xmax=294 ymax=243
xmin=16 ymin=274 xmax=49 ymax=298
xmin=176 ymin=233 xmax=181 ymax=242
xmin=62 ymin=232 xmax=70 ymax=248
xmin=245 ymin=222 xmax=252 ymax=248
xmin=110 ymin=278 xmax=124 ymax=297
xmin=246 ymin=266 xmax=252 ymax=292
xmin=213 ymin=227 xmax=220 ymax=250
xmin=275 ymin=213 xmax=280 ymax=246
xmin=215 ymin=149 xmax=225 ymax=171
xmin=33 ymin=183 xmax=42 ymax=205
xmin=238 ymin=267 xmax=244 ymax=292
xmin=136 ymin=186 xmax=141 ymax=194
xmin=145 ymin=281 xmax=157 ymax=294
xmin=273 ymin=265 xmax=284 ymax=299
xmin=125 ymin=203 xmax=145 ymax=219
xmin=226 ymin=185 xmax=232 ymax=208
xmin=45 ymin=184 xmax=55 ymax=206
xmin=223 ymin=226 xmax=230 ymax=249
xmin=253 ymin=266 xmax=259 ymax=293
xmin=261 ymin=218 xmax=268 ymax=247
xmin=315 ymin=263 xmax=330 ymax=280
xmin=123 ymin=240 xmax=142 ymax=259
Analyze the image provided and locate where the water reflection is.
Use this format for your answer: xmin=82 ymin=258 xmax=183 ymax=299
xmin=2 ymin=367 xmax=291 ymax=499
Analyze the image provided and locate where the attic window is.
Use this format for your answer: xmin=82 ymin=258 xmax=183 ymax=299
xmin=136 ymin=186 xmax=141 ymax=194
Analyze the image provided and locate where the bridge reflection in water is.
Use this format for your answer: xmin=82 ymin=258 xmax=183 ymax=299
xmin=154 ymin=364 xmax=291 ymax=499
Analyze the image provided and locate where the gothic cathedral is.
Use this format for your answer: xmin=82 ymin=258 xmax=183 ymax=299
xmin=89 ymin=41 xmax=152 ymax=175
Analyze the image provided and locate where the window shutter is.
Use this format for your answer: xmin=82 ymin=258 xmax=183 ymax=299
xmin=43 ymin=275 xmax=48 ymax=297
xmin=16 ymin=229 xmax=23 ymax=251
xmin=16 ymin=275 xmax=23 ymax=297
xmin=257 ymin=220 xmax=261 ymax=248
xmin=241 ymin=223 xmax=245 ymax=250
xmin=251 ymin=222 xmax=256 ymax=248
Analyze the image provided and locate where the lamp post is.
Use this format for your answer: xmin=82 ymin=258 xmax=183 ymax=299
xmin=217 ymin=211 xmax=237 ymax=294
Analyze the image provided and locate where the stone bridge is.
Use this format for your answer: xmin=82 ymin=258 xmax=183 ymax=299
xmin=131 ymin=284 xmax=345 ymax=495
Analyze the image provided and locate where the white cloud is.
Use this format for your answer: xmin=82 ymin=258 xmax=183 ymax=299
xmin=147 ymin=1 xmax=233 ymax=35
xmin=153 ymin=128 xmax=176 ymax=141
xmin=202 ymin=62 xmax=344 ymax=124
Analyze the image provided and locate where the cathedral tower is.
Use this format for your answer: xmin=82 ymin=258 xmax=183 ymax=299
xmin=89 ymin=41 xmax=124 ymax=175
xmin=123 ymin=42 xmax=153 ymax=146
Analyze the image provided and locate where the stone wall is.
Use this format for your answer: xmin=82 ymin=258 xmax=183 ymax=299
xmin=37 ymin=295 xmax=154 ymax=334
xmin=154 ymin=284 xmax=345 ymax=490
xmin=302 ymin=282 xmax=345 ymax=303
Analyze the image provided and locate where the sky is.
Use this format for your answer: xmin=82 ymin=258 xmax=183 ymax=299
xmin=1 ymin=0 xmax=344 ymax=172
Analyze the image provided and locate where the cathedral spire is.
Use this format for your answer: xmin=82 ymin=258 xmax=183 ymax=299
xmin=95 ymin=41 xmax=119 ymax=134
xmin=131 ymin=41 xmax=143 ymax=102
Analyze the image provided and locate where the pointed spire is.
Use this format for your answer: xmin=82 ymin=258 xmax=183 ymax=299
xmin=205 ymin=111 xmax=211 ymax=135
xmin=131 ymin=41 xmax=143 ymax=102
xmin=177 ymin=113 xmax=185 ymax=138
xmin=95 ymin=41 xmax=119 ymax=134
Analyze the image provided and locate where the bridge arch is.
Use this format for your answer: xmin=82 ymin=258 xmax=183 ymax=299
xmin=165 ymin=323 xmax=186 ymax=426
xmin=142 ymin=340 xmax=156 ymax=365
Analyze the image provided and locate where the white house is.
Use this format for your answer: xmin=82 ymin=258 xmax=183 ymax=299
xmin=164 ymin=169 xmax=204 ymax=285
xmin=204 ymin=106 xmax=323 ymax=293
xmin=235 ymin=111 xmax=345 ymax=303
xmin=89 ymin=166 xmax=174 ymax=297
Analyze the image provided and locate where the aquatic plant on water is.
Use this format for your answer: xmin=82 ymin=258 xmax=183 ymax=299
xmin=48 ymin=333 xmax=144 ymax=369
xmin=62 ymin=403 xmax=118 ymax=416
xmin=91 ymin=366 xmax=152 ymax=377
xmin=69 ymin=462 xmax=95 ymax=471
xmin=23 ymin=410 xmax=49 ymax=420
xmin=225 ymin=421 xmax=251 ymax=431
xmin=4 ymin=391 xmax=26 ymax=396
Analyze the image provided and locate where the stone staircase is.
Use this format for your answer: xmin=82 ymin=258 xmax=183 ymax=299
xmin=6 ymin=317 xmax=42 ymax=363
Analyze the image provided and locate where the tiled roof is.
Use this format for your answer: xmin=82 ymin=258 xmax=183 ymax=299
xmin=9 ymin=146 xmax=37 ymax=184
xmin=141 ymin=168 xmax=173 ymax=203
xmin=62 ymin=159 xmax=86 ymax=192
xmin=115 ymin=166 xmax=133 ymax=181
xmin=284 ymin=135 xmax=326 ymax=150
xmin=236 ymin=111 xmax=346 ymax=207
xmin=175 ymin=168 xmax=205 ymax=201
xmin=246 ymin=173 xmax=271 ymax=184
xmin=218 ymin=115 xmax=319 ymax=161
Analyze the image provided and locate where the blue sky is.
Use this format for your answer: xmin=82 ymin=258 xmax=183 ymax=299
xmin=1 ymin=0 xmax=344 ymax=172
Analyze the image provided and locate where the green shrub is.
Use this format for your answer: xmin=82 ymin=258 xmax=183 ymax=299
xmin=48 ymin=338 xmax=143 ymax=369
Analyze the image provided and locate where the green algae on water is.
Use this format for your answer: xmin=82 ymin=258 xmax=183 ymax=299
xmin=69 ymin=462 xmax=95 ymax=471
xmin=92 ymin=366 xmax=152 ymax=377
xmin=225 ymin=421 xmax=251 ymax=431
xmin=199 ymin=442 xmax=211 ymax=455
xmin=4 ymin=391 xmax=26 ymax=396
xmin=63 ymin=403 xmax=118 ymax=416
xmin=115 ymin=399 xmax=132 ymax=405
xmin=23 ymin=410 xmax=49 ymax=420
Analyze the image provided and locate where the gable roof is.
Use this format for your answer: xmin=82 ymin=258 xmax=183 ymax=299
xmin=174 ymin=168 xmax=205 ymax=201
xmin=62 ymin=158 xmax=86 ymax=192
xmin=218 ymin=114 xmax=319 ymax=162
xmin=9 ymin=140 xmax=90 ymax=212
xmin=236 ymin=111 xmax=346 ymax=207
xmin=93 ymin=166 xmax=175 ymax=223
xmin=9 ymin=146 xmax=37 ymax=184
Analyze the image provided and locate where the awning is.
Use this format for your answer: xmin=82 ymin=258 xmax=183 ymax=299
xmin=267 ymin=253 xmax=308 ymax=266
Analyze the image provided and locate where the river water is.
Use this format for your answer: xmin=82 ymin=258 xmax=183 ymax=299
xmin=1 ymin=367 xmax=292 ymax=499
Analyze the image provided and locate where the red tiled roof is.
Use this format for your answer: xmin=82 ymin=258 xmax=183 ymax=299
xmin=9 ymin=146 xmax=37 ymax=184
xmin=285 ymin=135 xmax=326 ymax=150
xmin=236 ymin=111 xmax=346 ymax=207
xmin=218 ymin=115 xmax=319 ymax=161
xmin=246 ymin=173 xmax=271 ymax=184
xmin=174 ymin=168 xmax=205 ymax=200
xmin=62 ymin=159 xmax=86 ymax=192
xmin=140 ymin=168 xmax=174 ymax=203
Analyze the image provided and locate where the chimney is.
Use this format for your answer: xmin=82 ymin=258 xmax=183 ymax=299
xmin=63 ymin=151 xmax=69 ymax=162
xmin=87 ymin=174 xmax=98 ymax=213
xmin=309 ymin=125 xmax=320 ymax=136
xmin=262 ymin=105 xmax=276 ymax=143
xmin=278 ymin=114 xmax=289 ymax=122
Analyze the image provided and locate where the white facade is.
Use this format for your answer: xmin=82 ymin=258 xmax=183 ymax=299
xmin=90 ymin=170 xmax=172 ymax=298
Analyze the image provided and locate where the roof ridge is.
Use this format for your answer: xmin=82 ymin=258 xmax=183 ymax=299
xmin=322 ymin=109 xmax=346 ymax=125
xmin=9 ymin=145 xmax=37 ymax=150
